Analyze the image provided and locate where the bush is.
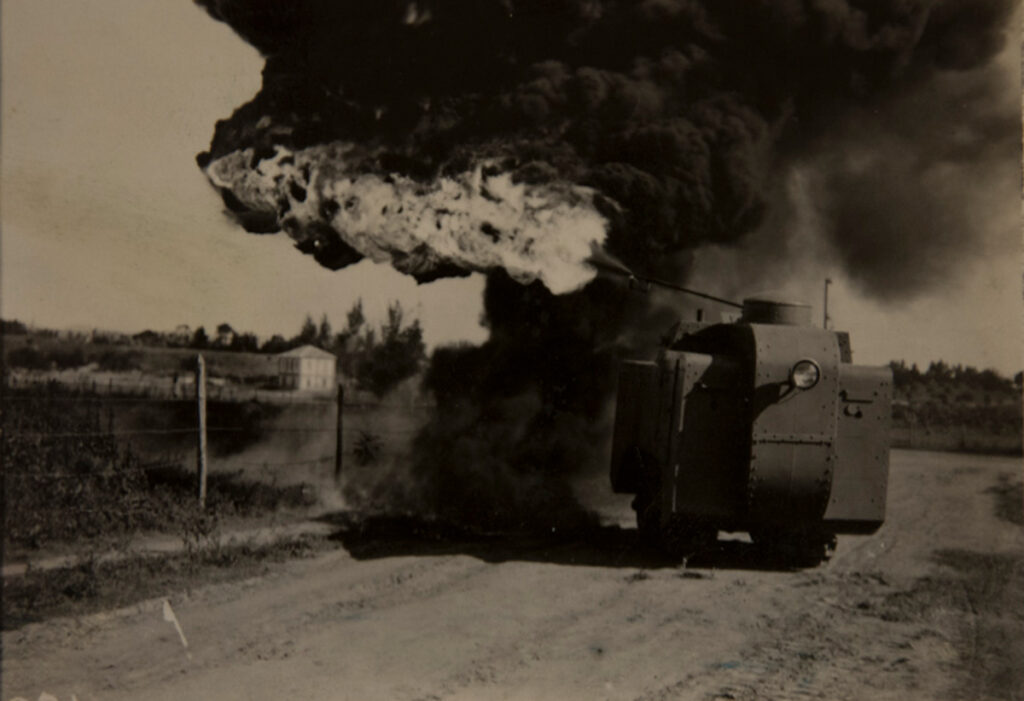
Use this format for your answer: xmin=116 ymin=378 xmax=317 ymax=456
xmin=97 ymin=350 xmax=142 ymax=371
xmin=6 ymin=346 xmax=48 ymax=370
xmin=48 ymin=346 xmax=87 ymax=369
xmin=354 ymin=430 xmax=383 ymax=465
xmin=2 ymin=319 xmax=28 ymax=334
xmin=1 ymin=387 xmax=314 ymax=550
xmin=5 ymin=343 xmax=88 ymax=371
xmin=2 ymin=389 xmax=152 ymax=548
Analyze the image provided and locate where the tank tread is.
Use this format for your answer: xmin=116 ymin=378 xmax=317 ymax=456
xmin=750 ymin=528 xmax=837 ymax=567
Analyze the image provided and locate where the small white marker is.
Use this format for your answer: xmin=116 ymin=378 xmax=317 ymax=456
xmin=162 ymin=599 xmax=193 ymax=660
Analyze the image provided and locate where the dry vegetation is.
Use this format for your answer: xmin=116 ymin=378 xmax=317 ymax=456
xmin=1 ymin=384 xmax=324 ymax=626
xmin=889 ymin=360 xmax=1022 ymax=454
xmin=2 ymin=334 xmax=1020 ymax=632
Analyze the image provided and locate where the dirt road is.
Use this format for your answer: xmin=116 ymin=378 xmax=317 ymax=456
xmin=3 ymin=449 xmax=1022 ymax=701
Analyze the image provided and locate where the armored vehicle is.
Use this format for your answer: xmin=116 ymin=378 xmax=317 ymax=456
xmin=610 ymin=295 xmax=891 ymax=565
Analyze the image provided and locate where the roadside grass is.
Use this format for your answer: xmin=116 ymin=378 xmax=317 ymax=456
xmin=2 ymin=534 xmax=331 ymax=631
xmin=2 ymin=386 xmax=317 ymax=553
xmin=891 ymin=395 xmax=1021 ymax=456
xmin=4 ymin=458 xmax=318 ymax=557
xmin=1 ymin=382 xmax=336 ymax=631
xmin=889 ymin=426 xmax=1022 ymax=455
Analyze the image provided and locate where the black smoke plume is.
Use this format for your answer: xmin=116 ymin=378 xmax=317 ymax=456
xmin=198 ymin=0 xmax=1016 ymax=278
xmin=197 ymin=0 xmax=1017 ymax=528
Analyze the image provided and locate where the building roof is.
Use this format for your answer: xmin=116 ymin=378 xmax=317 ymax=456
xmin=278 ymin=344 xmax=336 ymax=359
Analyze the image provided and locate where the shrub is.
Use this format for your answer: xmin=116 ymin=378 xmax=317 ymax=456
xmin=2 ymin=387 xmax=315 ymax=550
xmin=2 ymin=389 xmax=152 ymax=548
xmin=1 ymin=319 xmax=28 ymax=334
xmin=97 ymin=349 xmax=142 ymax=371
xmin=47 ymin=346 xmax=87 ymax=370
xmin=6 ymin=346 xmax=48 ymax=370
xmin=354 ymin=430 xmax=383 ymax=465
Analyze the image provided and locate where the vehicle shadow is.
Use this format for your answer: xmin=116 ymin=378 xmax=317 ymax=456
xmin=315 ymin=512 xmax=804 ymax=572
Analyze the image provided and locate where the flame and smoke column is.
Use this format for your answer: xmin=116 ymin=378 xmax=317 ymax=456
xmin=196 ymin=0 xmax=1017 ymax=529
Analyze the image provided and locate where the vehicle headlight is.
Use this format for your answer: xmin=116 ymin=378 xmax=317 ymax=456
xmin=790 ymin=359 xmax=821 ymax=389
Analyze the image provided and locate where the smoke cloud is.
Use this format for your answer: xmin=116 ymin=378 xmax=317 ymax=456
xmin=197 ymin=0 xmax=1016 ymax=287
xmin=197 ymin=0 xmax=1017 ymax=529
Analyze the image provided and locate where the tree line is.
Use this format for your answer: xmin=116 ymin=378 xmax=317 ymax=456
xmin=271 ymin=300 xmax=427 ymax=397
xmin=2 ymin=301 xmax=426 ymax=398
xmin=889 ymin=359 xmax=1022 ymax=395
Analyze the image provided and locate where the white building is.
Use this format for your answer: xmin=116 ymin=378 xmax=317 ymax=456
xmin=277 ymin=345 xmax=336 ymax=391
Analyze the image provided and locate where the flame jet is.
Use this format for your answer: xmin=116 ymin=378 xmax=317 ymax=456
xmin=196 ymin=0 xmax=1015 ymax=299
xmin=205 ymin=143 xmax=609 ymax=294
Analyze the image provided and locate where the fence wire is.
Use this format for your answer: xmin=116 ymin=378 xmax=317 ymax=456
xmin=2 ymin=374 xmax=434 ymax=549
xmin=2 ymin=377 xmax=428 ymax=476
xmin=4 ymin=373 xmax=342 ymax=405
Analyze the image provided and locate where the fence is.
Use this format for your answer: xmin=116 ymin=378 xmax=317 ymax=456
xmin=4 ymin=370 xmax=338 ymax=404
xmin=890 ymin=424 xmax=1022 ymax=455
xmin=2 ymin=356 xmax=432 ymax=547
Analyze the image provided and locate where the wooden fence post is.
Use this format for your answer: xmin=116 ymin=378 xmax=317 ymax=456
xmin=196 ymin=354 xmax=208 ymax=508
xmin=335 ymin=383 xmax=344 ymax=483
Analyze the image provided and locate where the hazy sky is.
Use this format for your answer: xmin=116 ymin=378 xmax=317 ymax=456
xmin=1 ymin=0 xmax=489 ymax=350
xmin=1 ymin=1 xmax=1020 ymax=374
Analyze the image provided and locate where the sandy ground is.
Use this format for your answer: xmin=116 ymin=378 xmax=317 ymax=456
xmin=3 ymin=449 xmax=1022 ymax=701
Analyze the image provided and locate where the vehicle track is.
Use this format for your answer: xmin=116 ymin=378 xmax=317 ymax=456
xmin=3 ymin=450 xmax=1021 ymax=701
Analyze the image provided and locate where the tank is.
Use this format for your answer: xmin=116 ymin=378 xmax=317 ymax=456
xmin=610 ymin=295 xmax=891 ymax=566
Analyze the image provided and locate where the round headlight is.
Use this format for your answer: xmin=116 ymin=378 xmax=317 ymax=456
xmin=790 ymin=359 xmax=821 ymax=389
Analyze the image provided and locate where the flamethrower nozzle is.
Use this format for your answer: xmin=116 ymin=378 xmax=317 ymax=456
xmin=627 ymin=276 xmax=652 ymax=293
xmin=586 ymin=242 xmax=636 ymax=278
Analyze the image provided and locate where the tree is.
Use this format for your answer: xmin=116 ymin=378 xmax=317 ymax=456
xmin=355 ymin=301 xmax=427 ymax=397
xmin=1 ymin=319 xmax=28 ymax=335
xmin=261 ymin=334 xmax=290 ymax=354
xmin=889 ymin=360 xmax=921 ymax=390
xmin=317 ymin=314 xmax=332 ymax=349
xmin=230 ymin=332 xmax=260 ymax=352
xmin=925 ymin=360 xmax=952 ymax=383
xmin=334 ymin=299 xmax=366 ymax=371
xmin=294 ymin=315 xmax=318 ymax=346
xmin=213 ymin=322 xmax=236 ymax=348
xmin=346 ymin=299 xmax=365 ymax=334
xmin=191 ymin=326 xmax=209 ymax=349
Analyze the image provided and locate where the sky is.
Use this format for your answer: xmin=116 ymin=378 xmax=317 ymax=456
xmin=1 ymin=0 xmax=1020 ymax=375
xmin=0 ymin=0 xmax=489 ymax=350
